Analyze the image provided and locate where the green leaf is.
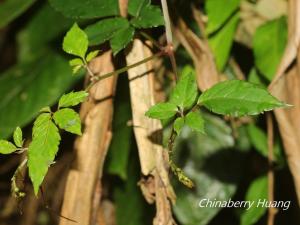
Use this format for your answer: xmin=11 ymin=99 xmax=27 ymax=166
xmin=58 ymin=91 xmax=89 ymax=108
xmin=110 ymin=26 xmax=135 ymax=55
xmin=185 ymin=111 xmax=205 ymax=134
xmin=174 ymin=117 xmax=185 ymax=135
xmin=241 ymin=175 xmax=268 ymax=225
xmin=0 ymin=52 xmax=78 ymax=139
xmin=198 ymin=80 xmax=287 ymax=117
xmin=131 ymin=5 xmax=164 ymax=29
xmin=17 ymin=3 xmax=74 ymax=63
xmin=248 ymin=68 xmax=266 ymax=87
xmin=53 ymin=108 xmax=82 ymax=135
xmin=208 ymin=12 xmax=240 ymax=71
xmin=85 ymin=17 xmax=130 ymax=46
xmin=170 ymin=68 xmax=198 ymax=109
xmin=145 ymin=103 xmax=178 ymax=120
xmin=13 ymin=127 xmax=23 ymax=148
xmin=253 ymin=16 xmax=287 ymax=81
xmin=28 ymin=113 xmax=61 ymax=195
xmin=0 ymin=140 xmax=16 ymax=154
xmin=69 ymin=58 xmax=84 ymax=66
xmin=0 ymin=0 xmax=37 ymax=28
xmin=63 ymin=23 xmax=88 ymax=58
xmin=86 ymin=50 xmax=99 ymax=62
xmin=49 ymin=0 xmax=119 ymax=19
xmin=128 ymin=0 xmax=150 ymax=17
xmin=247 ymin=124 xmax=283 ymax=163
xmin=205 ymin=0 xmax=240 ymax=34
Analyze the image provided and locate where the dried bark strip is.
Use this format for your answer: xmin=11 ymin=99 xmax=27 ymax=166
xmin=59 ymin=51 xmax=117 ymax=225
xmin=269 ymin=0 xmax=300 ymax=205
xmin=126 ymin=40 xmax=176 ymax=225
xmin=174 ymin=18 xmax=219 ymax=91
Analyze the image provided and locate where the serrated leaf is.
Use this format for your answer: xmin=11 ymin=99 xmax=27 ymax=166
xmin=85 ymin=17 xmax=129 ymax=46
xmin=86 ymin=50 xmax=99 ymax=62
xmin=58 ymin=91 xmax=89 ymax=108
xmin=40 ymin=106 xmax=51 ymax=113
xmin=128 ymin=0 xmax=150 ymax=17
xmin=170 ymin=69 xmax=198 ymax=109
xmin=28 ymin=113 xmax=61 ymax=195
xmin=13 ymin=127 xmax=23 ymax=148
xmin=49 ymin=0 xmax=119 ymax=19
xmin=0 ymin=140 xmax=16 ymax=154
xmin=185 ymin=111 xmax=205 ymax=134
xmin=174 ymin=117 xmax=185 ymax=135
xmin=208 ymin=12 xmax=239 ymax=71
xmin=241 ymin=175 xmax=268 ymax=225
xmin=110 ymin=26 xmax=135 ymax=55
xmin=205 ymin=0 xmax=240 ymax=34
xmin=63 ymin=23 xmax=88 ymax=58
xmin=72 ymin=65 xmax=83 ymax=74
xmin=69 ymin=58 xmax=83 ymax=66
xmin=130 ymin=5 xmax=164 ymax=29
xmin=198 ymin=80 xmax=287 ymax=117
xmin=253 ymin=16 xmax=287 ymax=81
xmin=145 ymin=102 xmax=178 ymax=120
xmin=53 ymin=108 xmax=82 ymax=135
xmin=0 ymin=0 xmax=37 ymax=29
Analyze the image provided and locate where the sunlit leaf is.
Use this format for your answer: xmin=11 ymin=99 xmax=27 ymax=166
xmin=13 ymin=127 xmax=23 ymax=148
xmin=28 ymin=113 xmax=61 ymax=195
xmin=0 ymin=140 xmax=16 ymax=154
xmin=53 ymin=108 xmax=82 ymax=135
xmin=58 ymin=91 xmax=88 ymax=108
xmin=145 ymin=102 xmax=178 ymax=120
xmin=185 ymin=111 xmax=205 ymax=134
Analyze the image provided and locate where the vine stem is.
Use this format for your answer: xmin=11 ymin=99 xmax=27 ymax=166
xmin=267 ymin=113 xmax=277 ymax=225
xmin=85 ymin=51 xmax=164 ymax=91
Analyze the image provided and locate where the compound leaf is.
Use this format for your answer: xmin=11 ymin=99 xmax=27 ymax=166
xmin=110 ymin=26 xmax=135 ymax=55
xmin=85 ymin=17 xmax=129 ymax=46
xmin=185 ymin=111 xmax=205 ymax=134
xmin=198 ymin=80 xmax=287 ymax=117
xmin=28 ymin=113 xmax=61 ymax=195
xmin=58 ymin=91 xmax=88 ymax=108
xmin=63 ymin=23 xmax=88 ymax=58
xmin=145 ymin=102 xmax=178 ymax=120
xmin=130 ymin=5 xmax=164 ymax=29
xmin=0 ymin=140 xmax=16 ymax=154
xmin=53 ymin=108 xmax=82 ymax=135
xmin=13 ymin=127 xmax=23 ymax=147
xmin=170 ymin=68 xmax=198 ymax=110
xmin=128 ymin=0 xmax=150 ymax=17
xmin=86 ymin=50 xmax=100 ymax=62
xmin=174 ymin=117 xmax=185 ymax=135
xmin=49 ymin=0 xmax=119 ymax=19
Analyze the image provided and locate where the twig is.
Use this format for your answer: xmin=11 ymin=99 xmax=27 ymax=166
xmin=267 ymin=113 xmax=277 ymax=225
xmin=85 ymin=51 xmax=164 ymax=91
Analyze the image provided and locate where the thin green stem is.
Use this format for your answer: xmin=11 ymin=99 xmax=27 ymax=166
xmin=85 ymin=51 xmax=164 ymax=91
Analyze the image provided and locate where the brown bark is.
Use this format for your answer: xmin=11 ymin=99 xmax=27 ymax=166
xmin=269 ymin=0 xmax=300 ymax=205
xmin=126 ymin=40 xmax=176 ymax=225
xmin=59 ymin=51 xmax=117 ymax=225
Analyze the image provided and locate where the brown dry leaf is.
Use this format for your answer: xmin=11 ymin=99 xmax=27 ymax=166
xmin=59 ymin=51 xmax=117 ymax=225
xmin=174 ymin=18 xmax=219 ymax=91
xmin=126 ymin=39 xmax=176 ymax=225
xmin=269 ymin=0 xmax=300 ymax=205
